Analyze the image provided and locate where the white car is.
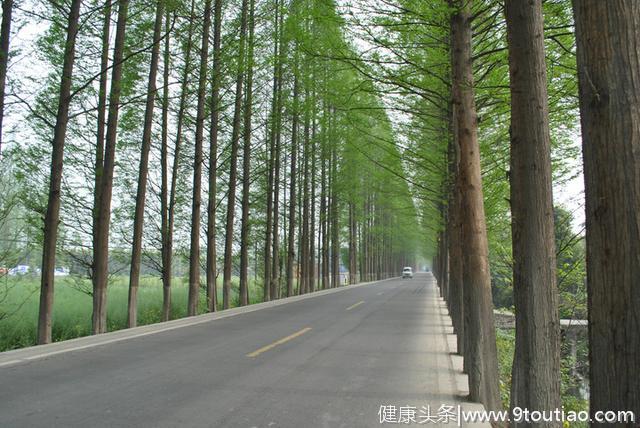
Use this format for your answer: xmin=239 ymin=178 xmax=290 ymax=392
xmin=402 ymin=267 xmax=413 ymax=279
xmin=54 ymin=267 xmax=70 ymax=276
xmin=8 ymin=265 xmax=30 ymax=276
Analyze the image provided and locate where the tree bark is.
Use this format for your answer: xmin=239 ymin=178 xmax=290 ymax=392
xmin=0 ymin=0 xmax=12 ymax=155
xmin=572 ymin=0 xmax=640 ymax=422
xmin=239 ymin=0 xmax=255 ymax=307
xmin=348 ymin=201 xmax=357 ymax=284
xmin=450 ymin=0 xmax=501 ymax=412
xmin=92 ymin=0 xmax=130 ymax=335
xmin=187 ymin=0 xmax=213 ymax=317
xmin=163 ymin=0 xmax=197 ymax=321
xmin=222 ymin=0 xmax=250 ymax=309
xmin=206 ymin=0 xmax=223 ymax=313
xmin=330 ymin=127 xmax=339 ymax=288
xmin=128 ymin=0 xmax=165 ymax=328
xmin=505 ymin=0 xmax=561 ymax=423
xmin=309 ymin=103 xmax=317 ymax=291
xmin=92 ymin=0 xmax=111 ymax=280
xmin=447 ymin=131 xmax=464 ymax=357
xmin=263 ymin=0 xmax=281 ymax=303
xmin=37 ymin=0 xmax=83 ymax=345
xmin=320 ymin=111 xmax=328 ymax=289
xmin=286 ymin=62 xmax=300 ymax=298
xmin=159 ymin=7 xmax=172 ymax=322
xmin=300 ymin=95 xmax=311 ymax=295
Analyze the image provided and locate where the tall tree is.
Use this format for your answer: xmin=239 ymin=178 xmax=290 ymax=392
xmin=348 ymin=201 xmax=356 ymax=284
xmin=92 ymin=0 xmax=111 ymax=270
xmin=573 ymin=0 xmax=640 ymax=419
xmin=320 ymin=102 xmax=329 ymax=289
xmin=286 ymin=56 xmax=300 ymax=298
xmin=309 ymin=106 xmax=317 ymax=292
xmin=300 ymin=94 xmax=311 ymax=294
xmin=128 ymin=0 xmax=165 ymax=328
xmin=239 ymin=0 xmax=256 ymax=307
xmin=187 ymin=0 xmax=213 ymax=317
xmin=505 ymin=0 xmax=561 ymax=422
xmin=206 ymin=0 xmax=223 ymax=313
xmin=37 ymin=0 xmax=83 ymax=344
xmin=447 ymin=137 xmax=464 ymax=357
xmin=450 ymin=0 xmax=501 ymax=412
xmin=270 ymin=1 xmax=286 ymax=300
xmin=92 ymin=0 xmax=130 ymax=334
xmin=159 ymin=5 xmax=172 ymax=322
xmin=0 ymin=0 xmax=12 ymax=155
xmin=222 ymin=0 xmax=250 ymax=309
xmin=330 ymin=115 xmax=339 ymax=288
xmin=162 ymin=0 xmax=197 ymax=321
xmin=263 ymin=0 xmax=281 ymax=303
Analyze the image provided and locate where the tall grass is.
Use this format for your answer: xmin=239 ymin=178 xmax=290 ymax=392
xmin=0 ymin=275 xmax=264 ymax=352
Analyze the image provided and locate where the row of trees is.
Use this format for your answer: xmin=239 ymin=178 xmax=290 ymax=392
xmin=344 ymin=0 xmax=639 ymax=423
xmin=0 ymin=0 xmax=420 ymax=344
xmin=1 ymin=0 xmax=637 ymax=422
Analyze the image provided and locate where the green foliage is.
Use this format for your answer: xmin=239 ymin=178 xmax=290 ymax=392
xmin=0 ymin=274 xmax=265 ymax=351
xmin=496 ymin=328 xmax=589 ymax=424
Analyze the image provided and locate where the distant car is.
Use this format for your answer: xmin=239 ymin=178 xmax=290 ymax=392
xmin=402 ymin=267 xmax=413 ymax=279
xmin=54 ymin=267 xmax=70 ymax=276
xmin=8 ymin=265 xmax=30 ymax=276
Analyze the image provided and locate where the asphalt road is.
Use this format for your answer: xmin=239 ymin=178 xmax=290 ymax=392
xmin=0 ymin=273 xmax=478 ymax=427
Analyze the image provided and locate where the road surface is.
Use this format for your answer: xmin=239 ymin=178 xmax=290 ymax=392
xmin=0 ymin=273 xmax=486 ymax=427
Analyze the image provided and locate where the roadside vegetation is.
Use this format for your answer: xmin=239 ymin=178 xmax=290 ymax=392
xmin=0 ymin=0 xmax=638 ymax=422
xmin=0 ymin=275 xmax=262 ymax=351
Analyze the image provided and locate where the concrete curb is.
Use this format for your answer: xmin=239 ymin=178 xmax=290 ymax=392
xmin=0 ymin=277 xmax=396 ymax=368
xmin=435 ymin=286 xmax=492 ymax=428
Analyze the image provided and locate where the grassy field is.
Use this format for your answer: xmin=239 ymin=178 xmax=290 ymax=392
xmin=496 ymin=328 xmax=588 ymax=426
xmin=0 ymin=275 xmax=265 ymax=352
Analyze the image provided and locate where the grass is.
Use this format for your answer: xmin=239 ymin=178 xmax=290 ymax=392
xmin=495 ymin=328 xmax=589 ymax=427
xmin=0 ymin=274 xmax=265 ymax=352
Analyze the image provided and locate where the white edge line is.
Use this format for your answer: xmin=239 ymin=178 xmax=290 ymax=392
xmin=0 ymin=276 xmax=398 ymax=368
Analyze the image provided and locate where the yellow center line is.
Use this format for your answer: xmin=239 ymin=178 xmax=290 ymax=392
xmin=346 ymin=300 xmax=365 ymax=311
xmin=246 ymin=327 xmax=312 ymax=358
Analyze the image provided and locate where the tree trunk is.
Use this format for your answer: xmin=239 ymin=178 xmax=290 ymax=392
xmin=128 ymin=0 xmax=165 ymax=328
xmin=447 ymin=132 xmax=464 ymax=357
xmin=206 ymin=0 xmax=223 ymax=312
xmin=222 ymin=0 xmax=250 ymax=309
xmin=0 ymin=0 xmax=12 ymax=155
xmin=330 ymin=131 xmax=339 ymax=288
xmin=286 ymin=62 xmax=300 ymax=298
xmin=450 ymin=0 xmax=501 ymax=412
xmin=300 ymin=95 xmax=311 ymax=295
xmin=159 ymin=7 xmax=172 ymax=322
xmin=263 ymin=0 xmax=281 ymax=303
xmin=37 ymin=0 xmax=83 ymax=345
xmin=271 ymin=133 xmax=282 ymax=300
xmin=505 ymin=0 xmax=561 ymax=423
xmin=239 ymin=0 xmax=255 ymax=307
xmin=348 ymin=201 xmax=356 ymax=284
xmin=271 ymin=102 xmax=283 ymax=300
xmin=187 ymin=0 xmax=213 ymax=317
xmin=270 ymin=2 xmax=286 ymax=301
xmin=163 ymin=0 xmax=197 ymax=321
xmin=92 ymin=0 xmax=111 ymax=279
xmin=320 ymin=114 xmax=328 ymax=289
xmin=309 ymin=103 xmax=317 ymax=292
xmin=92 ymin=0 xmax=130 ymax=335
xmin=573 ymin=0 xmax=640 ymax=421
